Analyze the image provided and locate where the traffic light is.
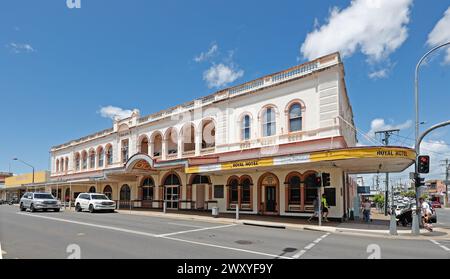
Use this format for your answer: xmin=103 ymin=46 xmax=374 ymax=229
xmin=322 ymin=173 xmax=331 ymax=187
xmin=414 ymin=173 xmax=425 ymax=188
xmin=418 ymin=155 xmax=430 ymax=174
xmin=314 ymin=174 xmax=322 ymax=188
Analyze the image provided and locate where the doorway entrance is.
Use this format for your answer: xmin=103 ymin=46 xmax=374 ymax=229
xmin=165 ymin=186 xmax=179 ymax=209
xmin=258 ymin=173 xmax=279 ymax=215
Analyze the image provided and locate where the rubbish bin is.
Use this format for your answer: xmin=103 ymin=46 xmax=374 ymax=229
xmin=212 ymin=207 xmax=219 ymax=218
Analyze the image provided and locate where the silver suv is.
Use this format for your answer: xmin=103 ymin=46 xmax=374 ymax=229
xmin=20 ymin=192 xmax=61 ymax=212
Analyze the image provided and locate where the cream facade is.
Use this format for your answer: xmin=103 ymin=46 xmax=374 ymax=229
xmin=48 ymin=53 xmax=415 ymax=220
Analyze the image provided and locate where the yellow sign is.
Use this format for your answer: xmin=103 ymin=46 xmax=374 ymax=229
xmin=310 ymin=147 xmax=416 ymax=162
xmin=5 ymin=171 xmax=49 ymax=187
xmin=222 ymin=158 xmax=274 ymax=170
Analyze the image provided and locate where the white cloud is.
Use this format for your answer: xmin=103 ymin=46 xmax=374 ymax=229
xmin=427 ymin=7 xmax=450 ymax=64
xmin=6 ymin=42 xmax=35 ymax=53
xmin=367 ymin=118 xmax=413 ymax=137
xmin=99 ymin=106 xmax=134 ymax=121
xmin=194 ymin=43 xmax=218 ymax=63
xmin=300 ymin=0 xmax=413 ymax=62
xmin=368 ymin=68 xmax=388 ymax=79
xmin=203 ymin=63 xmax=244 ymax=88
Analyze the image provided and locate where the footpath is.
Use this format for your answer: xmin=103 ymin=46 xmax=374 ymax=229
xmin=113 ymin=208 xmax=450 ymax=240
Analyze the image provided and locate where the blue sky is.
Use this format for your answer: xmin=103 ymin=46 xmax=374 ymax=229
xmin=1 ymin=0 xmax=449 ymax=184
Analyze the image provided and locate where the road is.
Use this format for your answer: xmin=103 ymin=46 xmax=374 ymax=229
xmin=0 ymin=205 xmax=449 ymax=259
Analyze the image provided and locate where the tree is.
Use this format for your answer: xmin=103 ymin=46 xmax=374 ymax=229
xmin=401 ymin=191 xmax=416 ymax=198
xmin=373 ymin=194 xmax=385 ymax=208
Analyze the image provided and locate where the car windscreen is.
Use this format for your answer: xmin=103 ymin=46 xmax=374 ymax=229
xmin=91 ymin=195 xmax=109 ymax=200
xmin=34 ymin=194 xmax=54 ymax=199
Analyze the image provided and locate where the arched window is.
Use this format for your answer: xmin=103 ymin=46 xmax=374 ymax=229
xmin=304 ymin=173 xmax=318 ymax=205
xmin=75 ymin=153 xmax=81 ymax=171
xmin=241 ymin=178 xmax=252 ymax=203
xmin=120 ymin=184 xmax=131 ymax=201
xmin=242 ymin=115 xmax=251 ymax=141
xmin=65 ymin=157 xmax=69 ymax=172
xmin=98 ymin=147 xmax=104 ymax=168
xmin=166 ymin=128 xmax=178 ymax=156
xmin=65 ymin=188 xmax=71 ymax=202
xmin=182 ymin=124 xmax=195 ymax=153
xmin=56 ymin=159 xmax=60 ymax=173
xmin=164 ymin=174 xmax=180 ymax=186
xmin=228 ymin=177 xmax=239 ymax=204
xmin=141 ymin=177 xmax=154 ymax=200
xmin=202 ymin=119 xmax=216 ymax=149
xmin=106 ymin=145 xmax=113 ymax=166
xmin=153 ymin=133 xmax=162 ymax=157
xmin=192 ymin=175 xmax=210 ymax=184
xmin=140 ymin=137 xmax=149 ymax=154
xmin=89 ymin=186 xmax=96 ymax=193
xmin=121 ymin=139 xmax=129 ymax=163
xmin=289 ymin=103 xmax=302 ymax=132
xmin=288 ymin=175 xmax=301 ymax=204
xmin=262 ymin=107 xmax=276 ymax=137
xmin=81 ymin=151 xmax=88 ymax=170
xmin=103 ymin=185 xmax=113 ymax=200
xmin=89 ymin=150 xmax=96 ymax=169
xmin=60 ymin=158 xmax=64 ymax=172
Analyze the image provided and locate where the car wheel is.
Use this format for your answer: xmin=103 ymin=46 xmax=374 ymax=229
xmin=75 ymin=203 xmax=82 ymax=212
xmin=19 ymin=203 xmax=26 ymax=212
xmin=109 ymin=210 xmax=115 ymax=213
xmin=89 ymin=204 xmax=95 ymax=213
xmin=30 ymin=204 xmax=36 ymax=212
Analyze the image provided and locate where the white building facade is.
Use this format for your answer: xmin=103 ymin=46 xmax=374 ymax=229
xmin=49 ymin=53 xmax=415 ymax=220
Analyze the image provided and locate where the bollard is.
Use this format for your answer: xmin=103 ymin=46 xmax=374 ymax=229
xmin=236 ymin=205 xmax=239 ymax=220
xmin=389 ymin=213 xmax=398 ymax=235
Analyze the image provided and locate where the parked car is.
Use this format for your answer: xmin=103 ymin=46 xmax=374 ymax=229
xmin=431 ymin=200 xmax=442 ymax=209
xmin=75 ymin=193 xmax=116 ymax=213
xmin=19 ymin=192 xmax=61 ymax=212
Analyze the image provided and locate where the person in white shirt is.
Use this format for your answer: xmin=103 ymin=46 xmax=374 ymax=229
xmin=419 ymin=197 xmax=433 ymax=232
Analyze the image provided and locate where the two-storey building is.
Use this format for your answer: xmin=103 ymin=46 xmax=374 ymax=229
xmin=49 ymin=53 xmax=415 ymax=220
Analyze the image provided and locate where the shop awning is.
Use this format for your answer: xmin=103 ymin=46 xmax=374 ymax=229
xmin=185 ymin=146 xmax=415 ymax=174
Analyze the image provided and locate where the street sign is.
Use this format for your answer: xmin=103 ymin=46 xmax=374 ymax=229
xmin=357 ymin=186 xmax=371 ymax=194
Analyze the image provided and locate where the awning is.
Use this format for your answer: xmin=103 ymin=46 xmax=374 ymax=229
xmin=185 ymin=146 xmax=415 ymax=174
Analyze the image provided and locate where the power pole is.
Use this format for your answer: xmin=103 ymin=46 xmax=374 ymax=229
xmin=440 ymin=159 xmax=449 ymax=207
xmin=375 ymin=129 xmax=400 ymax=216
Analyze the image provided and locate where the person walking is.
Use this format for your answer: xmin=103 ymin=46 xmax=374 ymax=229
xmin=362 ymin=199 xmax=372 ymax=223
xmin=419 ymin=197 xmax=433 ymax=232
xmin=321 ymin=194 xmax=329 ymax=222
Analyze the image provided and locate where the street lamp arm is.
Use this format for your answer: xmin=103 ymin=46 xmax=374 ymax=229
xmin=415 ymin=41 xmax=450 ymax=156
xmin=417 ymin=120 xmax=450 ymax=149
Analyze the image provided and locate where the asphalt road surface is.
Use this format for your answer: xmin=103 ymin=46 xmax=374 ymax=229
xmin=0 ymin=205 xmax=449 ymax=259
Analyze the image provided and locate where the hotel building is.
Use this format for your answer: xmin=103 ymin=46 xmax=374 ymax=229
xmin=48 ymin=52 xmax=415 ymax=220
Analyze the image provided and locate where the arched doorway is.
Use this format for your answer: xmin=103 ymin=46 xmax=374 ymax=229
xmin=258 ymin=173 xmax=280 ymax=215
xmin=304 ymin=172 xmax=319 ymax=211
xmin=119 ymin=184 xmax=131 ymax=209
xmin=88 ymin=186 xmax=96 ymax=193
xmin=140 ymin=177 xmax=154 ymax=208
xmin=163 ymin=173 xmax=181 ymax=209
xmin=65 ymin=188 xmax=71 ymax=202
xmin=103 ymin=185 xmax=113 ymax=200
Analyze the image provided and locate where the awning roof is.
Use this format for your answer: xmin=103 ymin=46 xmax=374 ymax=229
xmin=185 ymin=146 xmax=416 ymax=174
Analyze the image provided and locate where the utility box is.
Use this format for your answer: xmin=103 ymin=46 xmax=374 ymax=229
xmin=212 ymin=207 xmax=219 ymax=218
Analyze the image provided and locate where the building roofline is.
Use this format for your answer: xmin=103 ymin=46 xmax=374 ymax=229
xmin=51 ymin=52 xmax=343 ymax=151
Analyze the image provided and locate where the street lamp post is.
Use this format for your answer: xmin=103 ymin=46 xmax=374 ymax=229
xmin=12 ymin=157 xmax=35 ymax=187
xmin=412 ymin=41 xmax=450 ymax=235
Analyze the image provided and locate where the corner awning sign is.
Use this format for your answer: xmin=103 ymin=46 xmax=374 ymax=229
xmin=185 ymin=147 xmax=415 ymax=174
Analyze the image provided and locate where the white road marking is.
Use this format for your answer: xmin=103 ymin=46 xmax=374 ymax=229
xmin=430 ymin=240 xmax=450 ymax=252
xmin=167 ymin=222 xmax=206 ymax=228
xmin=17 ymin=213 xmax=157 ymax=237
xmin=162 ymin=236 xmax=293 ymax=259
xmin=0 ymin=242 xmax=4 ymax=259
xmin=16 ymin=212 xmax=288 ymax=258
xmin=156 ymin=224 xmax=236 ymax=237
xmin=293 ymin=233 xmax=330 ymax=259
